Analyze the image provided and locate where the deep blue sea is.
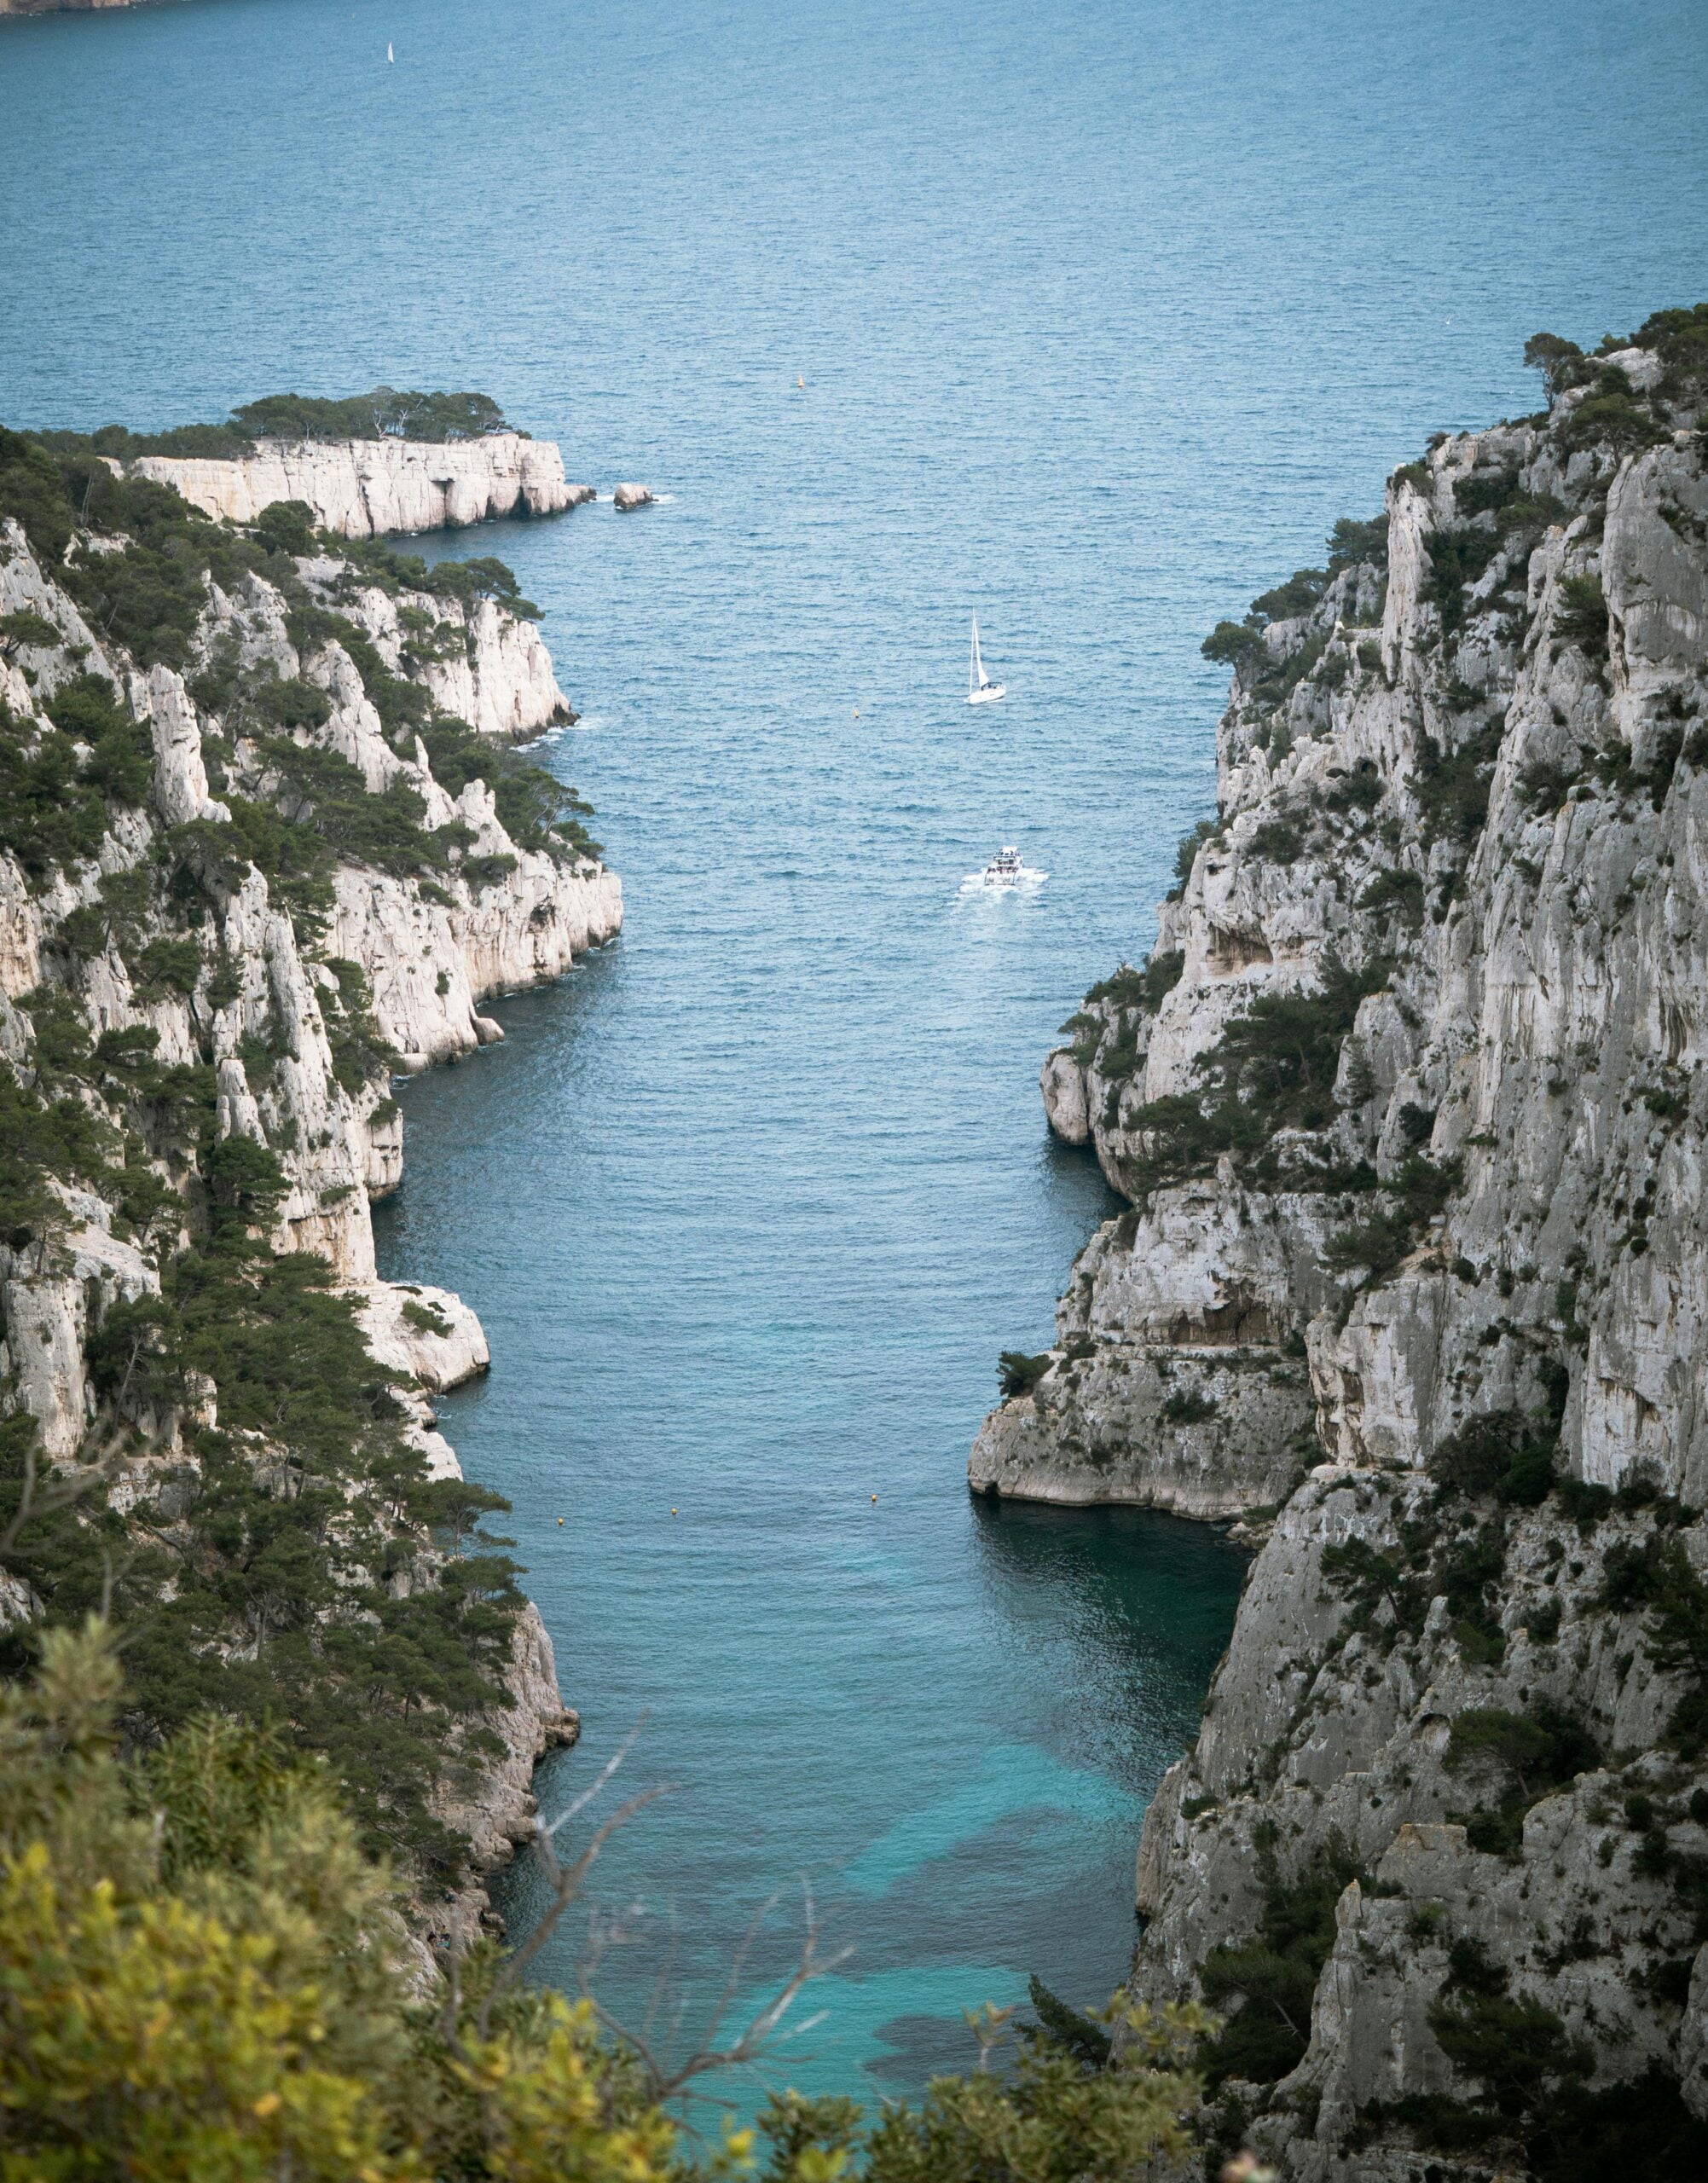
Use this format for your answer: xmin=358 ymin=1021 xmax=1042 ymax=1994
xmin=4 ymin=0 xmax=1707 ymax=2115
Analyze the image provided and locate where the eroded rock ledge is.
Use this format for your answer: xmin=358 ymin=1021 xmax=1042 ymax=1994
xmin=973 ymin=311 xmax=1708 ymax=2174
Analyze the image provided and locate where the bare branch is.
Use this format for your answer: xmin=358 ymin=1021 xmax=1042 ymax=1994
xmin=475 ymin=1782 xmax=675 ymax=2039
xmin=541 ymin=1714 xmax=650 ymax=1840
xmin=454 ymin=1726 xmax=849 ymax=2123
xmin=438 ymin=1947 xmax=466 ymax=2061
xmin=584 ymin=1876 xmax=854 ymax=2120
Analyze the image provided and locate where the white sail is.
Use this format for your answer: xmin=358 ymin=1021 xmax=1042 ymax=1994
xmin=966 ymin=616 xmax=1005 ymax=704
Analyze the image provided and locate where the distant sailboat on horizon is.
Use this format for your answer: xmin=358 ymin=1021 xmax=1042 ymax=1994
xmin=386 ymin=41 xmax=395 ymax=61
xmin=967 ymin=617 xmax=1005 ymax=704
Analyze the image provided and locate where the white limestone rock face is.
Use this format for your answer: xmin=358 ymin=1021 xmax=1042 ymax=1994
xmin=208 ymin=871 xmax=379 ymax=1281
xmin=612 ymin=482 xmax=654 ymax=512
xmin=421 ymin=595 xmax=572 ymax=741
xmin=356 ymin=1280 xmax=490 ymax=1394
xmin=138 ymin=665 xmax=231 ymax=825
xmin=991 ymin=339 xmax=1708 ymax=2168
xmin=968 ymin=1342 xmax=1308 ymax=1516
xmin=0 ymin=854 xmax=42 ymax=999
xmin=994 ymin=389 xmax=1708 ymax=1514
xmin=329 ymin=857 xmax=622 ymax=1072
xmin=130 ymin=434 xmax=582 ymax=538
xmin=323 ymin=578 xmax=573 ymax=740
xmin=1039 ymin=1049 xmax=1090 ymax=1144
xmin=0 ymin=1213 xmax=160 ymax=1462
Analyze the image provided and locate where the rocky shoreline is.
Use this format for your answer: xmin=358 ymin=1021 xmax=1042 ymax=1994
xmin=971 ymin=310 xmax=1708 ymax=2174
xmin=0 ymin=420 xmax=612 ymax=1945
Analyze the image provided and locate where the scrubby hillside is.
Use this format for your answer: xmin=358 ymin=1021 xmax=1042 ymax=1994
xmin=972 ymin=306 xmax=1708 ymax=2176
xmin=0 ymin=427 xmax=614 ymax=1931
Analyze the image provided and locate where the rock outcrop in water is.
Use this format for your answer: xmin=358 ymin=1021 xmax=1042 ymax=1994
xmin=973 ymin=307 xmax=1708 ymax=2174
xmin=0 ymin=423 xmax=617 ymax=1943
xmin=128 ymin=433 xmax=593 ymax=541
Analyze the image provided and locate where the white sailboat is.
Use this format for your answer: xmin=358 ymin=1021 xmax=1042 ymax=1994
xmin=386 ymin=41 xmax=395 ymax=61
xmin=967 ymin=617 xmax=1005 ymax=704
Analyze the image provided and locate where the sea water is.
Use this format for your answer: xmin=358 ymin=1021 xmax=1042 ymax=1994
xmin=3 ymin=0 xmax=1705 ymax=2110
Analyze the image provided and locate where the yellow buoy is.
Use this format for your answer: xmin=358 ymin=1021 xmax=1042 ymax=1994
xmin=558 ymin=1517 xmax=565 ymax=1526
xmin=871 ymin=1493 xmax=877 ymax=1503
xmin=671 ymin=1507 xmax=678 ymax=1515
xmin=797 ymin=374 xmax=805 ymax=389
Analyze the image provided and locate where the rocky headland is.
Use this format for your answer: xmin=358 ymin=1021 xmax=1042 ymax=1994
xmin=0 ymin=417 xmax=611 ymax=1943
xmin=0 ymin=0 xmax=132 ymax=14
xmin=973 ymin=306 xmax=1708 ymax=2175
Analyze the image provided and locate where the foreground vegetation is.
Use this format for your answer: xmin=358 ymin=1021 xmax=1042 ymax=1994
xmin=0 ymin=1621 xmax=1213 ymax=2180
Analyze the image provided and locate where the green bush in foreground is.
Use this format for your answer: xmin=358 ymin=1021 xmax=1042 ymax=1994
xmin=0 ymin=1622 xmax=1213 ymax=2182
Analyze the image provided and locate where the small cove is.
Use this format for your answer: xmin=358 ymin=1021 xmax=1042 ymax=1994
xmin=3 ymin=0 xmax=1705 ymax=2111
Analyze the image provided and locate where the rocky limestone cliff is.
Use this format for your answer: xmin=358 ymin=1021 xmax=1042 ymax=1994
xmin=972 ymin=308 xmax=1708 ymax=2175
xmin=0 ymin=426 xmax=610 ymax=1942
xmin=130 ymin=433 xmax=592 ymax=541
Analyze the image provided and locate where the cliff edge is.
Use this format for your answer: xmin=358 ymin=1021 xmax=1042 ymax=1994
xmin=973 ymin=306 xmax=1708 ymax=2176
xmin=0 ymin=423 xmax=612 ymax=1943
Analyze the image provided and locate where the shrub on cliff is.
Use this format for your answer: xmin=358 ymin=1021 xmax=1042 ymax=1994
xmin=344 ymin=535 xmax=544 ymax=620
xmin=1523 ymin=332 xmax=1591 ymax=401
xmin=1423 ymin=523 xmax=1502 ymax=635
xmin=1166 ymin=817 xmax=1222 ymax=899
xmin=1428 ymin=1408 xmax=1558 ymax=1505
xmin=1445 ymin=1705 xmax=1603 ymax=1857
xmin=1080 ymin=951 xmax=1184 ymax=1019
xmin=1326 ymin=513 xmax=1387 ymax=573
xmin=999 ymin=1350 xmax=1052 ymax=1399
xmin=1199 ymin=1838 xmax=1363 ymax=2087
xmin=1201 ymin=619 xmax=1265 ymax=669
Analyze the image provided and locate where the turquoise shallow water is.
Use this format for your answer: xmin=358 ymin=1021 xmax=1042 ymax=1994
xmin=4 ymin=0 xmax=1708 ymax=2111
